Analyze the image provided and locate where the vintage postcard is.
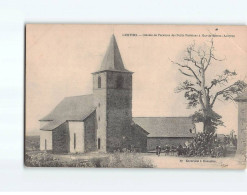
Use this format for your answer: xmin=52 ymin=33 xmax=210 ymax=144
xmin=25 ymin=24 xmax=247 ymax=168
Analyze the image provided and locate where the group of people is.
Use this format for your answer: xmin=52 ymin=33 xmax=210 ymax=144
xmin=155 ymin=146 xmax=162 ymax=156
xmin=155 ymin=132 xmax=229 ymax=157
xmin=224 ymin=134 xmax=237 ymax=146
xmin=179 ymin=142 xmax=227 ymax=157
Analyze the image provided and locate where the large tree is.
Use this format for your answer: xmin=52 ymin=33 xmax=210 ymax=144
xmin=172 ymin=39 xmax=247 ymax=134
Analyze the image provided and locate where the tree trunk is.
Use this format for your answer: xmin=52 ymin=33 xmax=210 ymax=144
xmin=203 ymin=117 xmax=211 ymax=133
xmin=201 ymin=68 xmax=215 ymax=134
xmin=203 ymin=107 xmax=215 ymax=134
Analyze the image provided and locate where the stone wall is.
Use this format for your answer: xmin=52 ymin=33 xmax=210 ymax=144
xmin=131 ymin=124 xmax=148 ymax=152
xmin=52 ymin=122 xmax=69 ymax=153
xmin=40 ymin=130 xmax=52 ymax=151
xmin=106 ymin=72 xmax=133 ymax=152
xmin=93 ymin=71 xmax=133 ymax=152
xmin=84 ymin=111 xmax=97 ymax=152
xmin=237 ymin=101 xmax=247 ymax=161
xmin=93 ymin=71 xmax=107 ymax=152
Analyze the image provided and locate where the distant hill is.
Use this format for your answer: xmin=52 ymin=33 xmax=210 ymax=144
xmin=25 ymin=136 xmax=40 ymax=151
xmin=26 ymin=130 xmax=40 ymax=136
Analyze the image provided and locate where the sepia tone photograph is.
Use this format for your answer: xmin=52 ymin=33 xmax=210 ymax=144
xmin=25 ymin=24 xmax=247 ymax=168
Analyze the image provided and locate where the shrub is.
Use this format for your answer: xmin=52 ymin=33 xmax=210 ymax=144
xmin=90 ymin=151 xmax=153 ymax=168
xmin=185 ymin=132 xmax=227 ymax=157
xmin=25 ymin=151 xmax=154 ymax=168
xmin=25 ymin=152 xmax=94 ymax=167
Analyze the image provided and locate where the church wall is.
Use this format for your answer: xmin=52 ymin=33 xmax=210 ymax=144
xmin=106 ymin=89 xmax=132 ymax=151
xmin=52 ymin=122 xmax=70 ymax=153
xmin=93 ymin=72 xmax=107 ymax=152
xmin=106 ymin=71 xmax=132 ymax=89
xmin=84 ymin=111 xmax=97 ymax=152
xmin=93 ymin=71 xmax=107 ymax=89
xmin=68 ymin=121 xmax=85 ymax=153
xmin=131 ymin=125 xmax=148 ymax=152
xmin=237 ymin=101 xmax=247 ymax=158
xmin=40 ymin=130 xmax=52 ymax=151
xmin=147 ymin=137 xmax=194 ymax=151
xmin=106 ymin=72 xmax=133 ymax=152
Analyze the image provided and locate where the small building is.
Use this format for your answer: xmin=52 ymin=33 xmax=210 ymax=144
xmin=40 ymin=95 xmax=97 ymax=153
xmin=234 ymin=91 xmax=247 ymax=158
xmin=133 ymin=117 xmax=196 ymax=151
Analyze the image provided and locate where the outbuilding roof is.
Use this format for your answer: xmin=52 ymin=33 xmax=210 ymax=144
xmin=132 ymin=117 xmax=196 ymax=138
xmin=40 ymin=94 xmax=95 ymax=130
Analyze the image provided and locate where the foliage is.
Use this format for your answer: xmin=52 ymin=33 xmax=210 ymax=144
xmin=91 ymin=150 xmax=154 ymax=168
xmin=191 ymin=109 xmax=224 ymax=133
xmin=162 ymin=132 xmax=231 ymax=157
xmin=172 ymin=133 xmax=231 ymax=157
xmin=25 ymin=150 xmax=154 ymax=168
xmin=185 ymin=132 xmax=227 ymax=157
xmin=25 ymin=152 xmax=94 ymax=167
xmin=172 ymin=39 xmax=247 ymax=133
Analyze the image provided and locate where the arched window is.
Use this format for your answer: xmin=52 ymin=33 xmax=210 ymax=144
xmin=98 ymin=138 xmax=101 ymax=149
xmin=116 ymin=75 xmax=124 ymax=89
xmin=98 ymin=76 xmax=101 ymax=88
xmin=45 ymin=139 xmax=47 ymax=150
xmin=74 ymin=133 xmax=76 ymax=149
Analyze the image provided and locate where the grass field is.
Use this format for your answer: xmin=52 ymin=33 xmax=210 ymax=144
xmin=25 ymin=136 xmax=154 ymax=168
xmin=25 ymin=150 xmax=154 ymax=168
xmin=25 ymin=135 xmax=40 ymax=151
xmin=25 ymin=136 xmax=239 ymax=168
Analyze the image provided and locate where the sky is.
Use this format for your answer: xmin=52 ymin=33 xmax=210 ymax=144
xmin=25 ymin=24 xmax=247 ymax=136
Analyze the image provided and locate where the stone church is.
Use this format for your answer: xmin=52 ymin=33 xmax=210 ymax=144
xmin=40 ymin=35 xmax=195 ymax=153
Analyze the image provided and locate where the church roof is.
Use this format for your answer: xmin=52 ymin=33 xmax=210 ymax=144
xmin=234 ymin=91 xmax=247 ymax=101
xmin=40 ymin=94 xmax=95 ymax=130
xmin=132 ymin=117 xmax=196 ymax=138
xmin=94 ymin=34 xmax=131 ymax=73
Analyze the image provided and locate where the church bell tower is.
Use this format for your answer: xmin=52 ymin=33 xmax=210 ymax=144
xmin=92 ymin=35 xmax=133 ymax=152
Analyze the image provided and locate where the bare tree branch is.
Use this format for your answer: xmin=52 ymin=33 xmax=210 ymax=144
xmin=171 ymin=39 xmax=247 ymax=133
xmin=207 ymin=69 xmax=237 ymax=91
xmin=184 ymin=58 xmax=201 ymax=69
xmin=210 ymin=80 xmax=246 ymax=107
xmin=204 ymin=39 xmax=214 ymax=71
xmin=171 ymin=60 xmax=202 ymax=85
xmin=178 ymin=69 xmax=193 ymax=77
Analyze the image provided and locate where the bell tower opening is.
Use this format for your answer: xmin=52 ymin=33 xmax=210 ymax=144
xmin=116 ymin=75 xmax=124 ymax=89
xmin=98 ymin=76 xmax=101 ymax=88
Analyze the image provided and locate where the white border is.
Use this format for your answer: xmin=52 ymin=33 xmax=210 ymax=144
xmin=0 ymin=0 xmax=247 ymax=192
